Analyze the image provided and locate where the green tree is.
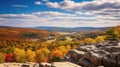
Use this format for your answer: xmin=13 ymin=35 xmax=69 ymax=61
xmin=105 ymin=28 xmax=117 ymax=40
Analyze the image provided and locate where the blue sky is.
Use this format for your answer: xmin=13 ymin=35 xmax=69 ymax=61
xmin=0 ymin=0 xmax=92 ymax=14
xmin=0 ymin=0 xmax=120 ymax=27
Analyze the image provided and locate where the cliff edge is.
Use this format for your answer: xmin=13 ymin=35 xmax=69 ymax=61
xmin=64 ymin=41 xmax=120 ymax=67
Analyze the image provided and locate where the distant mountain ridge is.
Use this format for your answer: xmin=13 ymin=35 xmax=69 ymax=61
xmin=35 ymin=26 xmax=109 ymax=32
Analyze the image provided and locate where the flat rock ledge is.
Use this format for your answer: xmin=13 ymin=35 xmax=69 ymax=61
xmin=0 ymin=62 xmax=81 ymax=67
xmin=0 ymin=62 xmax=39 ymax=67
xmin=64 ymin=41 xmax=120 ymax=67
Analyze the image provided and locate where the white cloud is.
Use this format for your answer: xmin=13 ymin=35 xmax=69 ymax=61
xmin=46 ymin=2 xmax=59 ymax=8
xmin=12 ymin=5 xmax=28 ymax=8
xmin=75 ymin=12 xmax=83 ymax=15
xmin=0 ymin=14 xmax=39 ymax=19
xmin=45 ymin=0 xmax=120 ymax=27
xmin=75 ymin=12 xmax=93 ymax=16
xmin=35 ymin=1 xmax=41 ymax=5
xmin=32 ymin=11 xmax=76 ymax=17
xmin=64 ymin=0 xmax=71 ymax=1
xmin=46 ymin=1 xmax=79 ymax=9
xmin=0 ymin=11 xmax=119 ymax=27
xmin=46 ymin=0 xmax=120 ymax=11
xmin=95 ymin=0 xmax=120 ymax=2
xmin=9 ymin=0 xmax=120 ymax=27
xmin=42 ymin=0 xmax=49 ymax=2
xmin=59 ymin=1 xmax=79 ymax=9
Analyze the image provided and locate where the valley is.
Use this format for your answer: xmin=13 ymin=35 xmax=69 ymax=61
xmin=0 ymin=26 xmax=120 ymax=67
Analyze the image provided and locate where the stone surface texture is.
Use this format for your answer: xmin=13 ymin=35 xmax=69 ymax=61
xmin=64 ymin=41 xmax=120 ymax=67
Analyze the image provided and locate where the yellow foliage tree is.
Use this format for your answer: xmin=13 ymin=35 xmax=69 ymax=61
xmin=35 ymin=50 xmax=45 ymax=62
xmin=84 ymin=38 xmax=96 ymax=44
xmin=41 ymin=48 xmax=51 ymax=62
xmin=41 ymin=48 xmax=51 ymax=57
xmin=0 ymin=53 xmax=5 ymax=63
xmin=35 ymin=48 xmax=51 ymax=62
xmin=66 ymin=45 xmax=71 ymax=51
xmin=115 ymin=26 xmax=120 ymax=40
xmin=58 ymin=46 xmax=67 ymax=56
xmin=95 ymin=36 xmax=105 ymax=42
xmin=14 ymin=48 xmax=27 ymax=63
xmin=26 ymin=49 xmax=36 ymax=62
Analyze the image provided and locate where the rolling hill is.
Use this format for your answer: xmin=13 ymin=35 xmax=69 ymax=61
xmin=0 ymin=26 xmax=51 ymax=40
xmin=35 ymin=26 xmax=109 ymax=32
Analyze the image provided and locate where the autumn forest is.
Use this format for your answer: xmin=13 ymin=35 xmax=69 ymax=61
xmin=0 ymin=26 xmax=119 ymax=63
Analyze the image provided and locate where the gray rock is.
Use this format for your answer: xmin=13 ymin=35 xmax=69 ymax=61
xmin=78 ymin=58 xmax=96 ymax=67
xmin=103 ymin=57 xmax=117 ymax=67
xmin=64 ymin=41 xmax=120 ymax=67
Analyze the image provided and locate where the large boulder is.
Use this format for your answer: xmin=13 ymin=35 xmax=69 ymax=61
xmin=70 ymin=49 xmax=86 ymax=61
xmin=103 ymin=46 xmax=120 ymax=53
xmin=78 ymin=58 xmax=96 ymax=67
xmin=103 ymin=57 xmax=117 ymax=67
xmin=77 ymin=45 xmax=96 ymax=52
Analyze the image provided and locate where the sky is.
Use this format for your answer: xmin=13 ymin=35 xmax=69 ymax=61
xmin=0 ymin=0 xmax=120 ymax=27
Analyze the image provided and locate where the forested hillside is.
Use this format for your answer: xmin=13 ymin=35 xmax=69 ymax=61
xmin=0 ymin=26 xmax=119 ymax=63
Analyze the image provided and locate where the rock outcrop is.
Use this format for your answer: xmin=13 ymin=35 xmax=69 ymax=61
xmin=0 ymin=62 xmax=39 ymax=67
xmin=64 ymin=41 xmax=120 ymax=67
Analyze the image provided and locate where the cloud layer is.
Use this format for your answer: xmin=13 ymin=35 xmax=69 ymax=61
xmin=0 ymin=11 xmax=119 ymax=27
xmin=0 ymin=0 xmax=120 ymax=27
xmin=12 ymin=5 xmax=28 ymax=8
xmin=46 ymin=0 xmax=120 ymax=11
